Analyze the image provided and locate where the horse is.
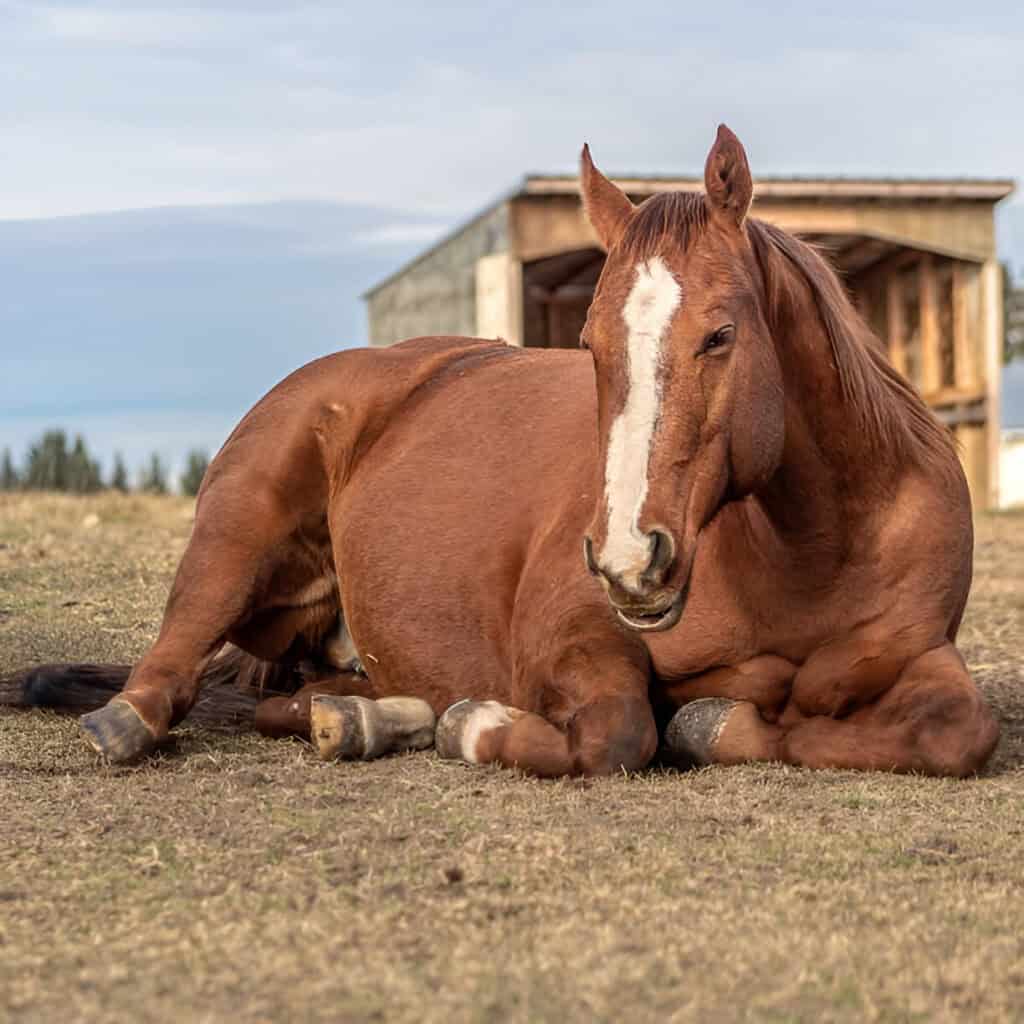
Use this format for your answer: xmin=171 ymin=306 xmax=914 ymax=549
xmin=1 ymin=125 xmax=999 ymax=778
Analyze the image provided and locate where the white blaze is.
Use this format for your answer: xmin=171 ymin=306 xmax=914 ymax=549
xmin=600 ymin=257 xmax=681 ymax=589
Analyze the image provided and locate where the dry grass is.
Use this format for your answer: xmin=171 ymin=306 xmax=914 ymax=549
xmin=1 ymin=493 xmax=1023 ymax=1024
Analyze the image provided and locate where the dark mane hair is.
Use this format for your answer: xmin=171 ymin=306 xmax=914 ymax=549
xmin=616 ymin=191 xmax=958 ymax=477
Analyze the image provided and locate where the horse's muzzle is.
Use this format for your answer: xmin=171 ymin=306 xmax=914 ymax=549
xmin=610 ymin=583 xmax=686 ymax=632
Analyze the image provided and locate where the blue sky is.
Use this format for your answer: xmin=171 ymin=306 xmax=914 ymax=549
xmin=3 ymin=1 xmax=1023 ymax=219
xmin=1 ymin=1 xmax=1023 ymax=483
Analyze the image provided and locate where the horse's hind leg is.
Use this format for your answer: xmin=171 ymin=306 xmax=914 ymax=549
xmin=309 ymin=694 xmax=437 ymax=761
xmin=253 ymin=673 xmax=376 ymax=738
xmin=667 ymin=643 xmax=999 ymax=777
xmin=80 ymin=496 xmax=329 ymax=762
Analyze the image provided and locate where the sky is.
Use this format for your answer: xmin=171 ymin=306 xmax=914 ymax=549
xmin=1 ymin=0 xmax=1023 ymax=483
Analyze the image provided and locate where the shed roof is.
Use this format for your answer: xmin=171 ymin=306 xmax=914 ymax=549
xmin=364 ymin=173 xmax=1015 ymax=297
xmin=521 ymin=174 xmax=1015 ymax=201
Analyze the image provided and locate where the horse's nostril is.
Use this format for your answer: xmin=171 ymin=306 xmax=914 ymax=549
xmin=645 ymin=529 xmax=675 ymax=581
xmin=583 ymin=535 xmax=598 ymax=576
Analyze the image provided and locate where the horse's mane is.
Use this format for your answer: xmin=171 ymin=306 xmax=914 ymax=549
xmin=617 ymin=192 xmax=958 ymax=476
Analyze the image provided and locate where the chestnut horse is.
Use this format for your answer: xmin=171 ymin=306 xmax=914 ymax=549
xmin=3 ymin=125 xmax=999 ymax=777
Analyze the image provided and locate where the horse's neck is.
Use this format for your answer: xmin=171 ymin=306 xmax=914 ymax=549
xmin=755 ymin=318 xmax=898 ymax=547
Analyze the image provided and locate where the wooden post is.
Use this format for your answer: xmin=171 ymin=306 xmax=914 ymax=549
xmin=886 ymin=271 xmax=906 ymax=375
xmin=957 ymin=423 xmax=990 ymax=513
xmin=981 ymin=258 xmax=1004 ymax=509
xmin=919 ymin=255 xmax=942 ymax=396
xmin=952 ymin=262 xmax=980 ymax=392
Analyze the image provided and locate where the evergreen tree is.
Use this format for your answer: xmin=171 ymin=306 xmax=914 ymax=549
xmin=179 ymin=449 xmax=210 ymax=497
xmin=110 ymin=453 xmax=130 ymax=492
xmin=0 ymin=448 xmax=19 ymax=491
xmin=66 ymin=435 xmax=103 ymax=493
xmin=139 ymin=453 xmax=168 ymax=495
xmin=1005 ymin=263 xmax=1024 ymax=365
xmin=24 ymin=430 xmax=69 ymax=491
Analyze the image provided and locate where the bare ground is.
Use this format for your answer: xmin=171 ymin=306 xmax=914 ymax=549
xmin=1 ymin=493 xmax=1023 ymax=1024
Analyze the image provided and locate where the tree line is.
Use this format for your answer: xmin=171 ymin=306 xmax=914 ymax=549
xmin=0 ymin=431 xmax=210 ymax=497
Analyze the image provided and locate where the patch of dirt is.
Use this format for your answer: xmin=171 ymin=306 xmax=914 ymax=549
xmin=1 ymin=494 xmax=1023 ymax=1023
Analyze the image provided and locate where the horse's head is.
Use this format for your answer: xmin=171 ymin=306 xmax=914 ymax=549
xmin=580 ymin=126 xmax=785 ymax=632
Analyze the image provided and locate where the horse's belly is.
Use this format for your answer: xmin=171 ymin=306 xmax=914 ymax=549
xmin=328 ymin=366 xmax=595 ymax=710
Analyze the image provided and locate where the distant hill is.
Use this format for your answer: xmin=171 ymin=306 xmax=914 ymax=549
xmin=0 ymin=200 xmax=451 ymax=476
xmin=0 ymin=200 xmax=449 ymax=420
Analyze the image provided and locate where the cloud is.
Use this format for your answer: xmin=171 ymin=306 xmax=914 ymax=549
xmin=35 ymin=6 xmax=222 ymax=45
xmin=346 ymin=222 xmax=450 ymax=247
xmin=0 ymin=1 xmax=1020 ymax=223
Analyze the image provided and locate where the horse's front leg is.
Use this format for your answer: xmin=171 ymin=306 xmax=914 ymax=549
xmin=435 ymin=644 xmax=657 ymax=778
xmin=666 ymin=643 xmax=999 ymax=777
xmin=435 ymin=692 xmax=657 ymax=777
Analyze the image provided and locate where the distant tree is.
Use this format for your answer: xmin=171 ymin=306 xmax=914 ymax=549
xmin=24 ymin=430 xmax=70 ymax=491
xmin=110 ymin=452 xmax=130 ymax=493
xmin=179 ymin=449 xmax=210 ymax=497
xmin=1005 ymin=263 xmax=1024 ymax=365
xmin=66 ymin=435 xmax=103 ymax=493
xmin=0 ymin=448 xmax=19 ymax=491
xmin=139 ymin=453 xmax=168 ymax=495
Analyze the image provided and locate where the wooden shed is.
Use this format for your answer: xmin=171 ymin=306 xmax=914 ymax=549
xmin=365 ymin=174 xmax=1014 ymax=508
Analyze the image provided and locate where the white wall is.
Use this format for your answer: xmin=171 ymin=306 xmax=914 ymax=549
xmin=1000 ymin=431 xmax=1024 ymax=508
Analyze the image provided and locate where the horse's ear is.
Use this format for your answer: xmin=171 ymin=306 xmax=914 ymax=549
xmin=704 ymin=124 xmax=753 ymax=228
xmin=580 ymin=144 xmax=634 ymax=251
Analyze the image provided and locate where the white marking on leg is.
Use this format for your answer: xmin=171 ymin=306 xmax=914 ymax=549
xmin=600 ymin=257 xmax=681 ymax=590
xmin=461 ymin=701 xmax=515 ymax=764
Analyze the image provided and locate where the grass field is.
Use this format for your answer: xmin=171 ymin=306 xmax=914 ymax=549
xmin=2 ymin=493 xmax=1023 ymax=1023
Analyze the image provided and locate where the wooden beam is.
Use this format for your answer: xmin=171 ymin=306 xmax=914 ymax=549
xmin=886 ymin=271 xmax=907 ymax=375
xmin=922 ymin=385 xmax=987 ymax=407
xmin=952 ymin=262 xmax=978 ymax=392
xmin=933 ymin=403 xmax=987 ymax=428
xmin=919 ymin=255 xmax=942 ymax=395
xmin=833 ymin=237 xmax=892 ymax=275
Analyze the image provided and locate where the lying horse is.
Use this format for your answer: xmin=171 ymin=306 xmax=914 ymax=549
xmin=4 ymin=126 xmax=999 ymax=777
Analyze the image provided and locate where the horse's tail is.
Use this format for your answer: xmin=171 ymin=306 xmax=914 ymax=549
xmin=0 ymin=647 xmax=302 ymax=730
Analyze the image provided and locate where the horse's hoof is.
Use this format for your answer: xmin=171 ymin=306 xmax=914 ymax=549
xmin=662 ymin=698 xmax=739 ymax=768
xmin=310 ymin=695 xmax=437 ymax=761
xmin=310 ymin=695 xmax=369 ymax=761
xmin=434 ymin=700 xmax=483 ymax=761
xmin=80 ymin=700 xmax=157 ymax=763
xmin=435 ymin=699 xmax=520 ymax=763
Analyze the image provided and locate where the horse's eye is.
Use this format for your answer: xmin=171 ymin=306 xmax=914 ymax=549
xmin=699 ymin=325 xmax=735 ymax=356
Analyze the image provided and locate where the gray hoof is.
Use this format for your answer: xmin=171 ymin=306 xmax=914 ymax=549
xmin=662 ymin=698 xmax=739 ymax=768
xmin=80 ymin=700 xmax=157 ymax=763
xmin=434 ymin=699 xmax=480 ymax=761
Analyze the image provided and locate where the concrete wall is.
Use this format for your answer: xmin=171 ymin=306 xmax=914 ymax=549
xmin=365 ymin=202 xmax=510 ymax=346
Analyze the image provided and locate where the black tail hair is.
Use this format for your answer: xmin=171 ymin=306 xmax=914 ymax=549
xmin=0 ymin=647 xmax=302 ymax=730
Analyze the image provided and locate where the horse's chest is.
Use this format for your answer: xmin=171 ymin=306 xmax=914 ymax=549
xmin=643 ymin=555 xmax=854 ymax=680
